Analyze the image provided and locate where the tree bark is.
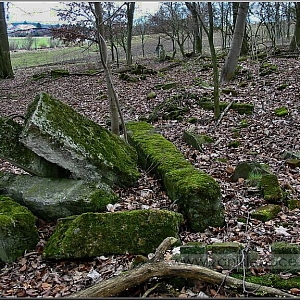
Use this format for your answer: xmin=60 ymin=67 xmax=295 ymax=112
xmin=290 ymin=2 xmax=300 ymax=51
xmin=0 ymin=2 xmax=14 ymax=79
xmin=93 ymin=2 xmax=127 ymax=140
xmin=70 ymin=237 xmax=294 ymax=298
xmin=126 ymin=2 xmax=135 ymax=66
xmin=220 ymin=2 xmax=249 ymax=83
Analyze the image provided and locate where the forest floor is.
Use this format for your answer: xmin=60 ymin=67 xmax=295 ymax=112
xmin=0 ymin=50 xmax=299 ymax=297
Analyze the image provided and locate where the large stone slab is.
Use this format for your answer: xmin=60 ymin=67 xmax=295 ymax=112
xmin=126 ymin=121 xmax=224 ymax=232
xmin=0 ymin=117 xmax=69 ymax=178
xmin=20 ymin=92 xmax=139 ymax=187
xmin=43 ymin=209 xmax=183 ymax=260
xmin=0 ymin=195 xmax=39 ymax=263
xmin=0 ymin=172 xmax=119 ymax=221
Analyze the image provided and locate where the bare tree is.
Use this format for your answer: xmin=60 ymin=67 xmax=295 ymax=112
xmin=186 ymin=2 xmax=220 ymax=119
xmin=0 ymin=2 xmax=14 ymax=79
xmin=91 ymin=2 xmax=127 ymax=139
xmin=290 ymin=2 xmax=300 ymax=51
xmin=220 ymin=2 xmax=249 ymax=83
xmin=125 ymin=2 xmax=135 ymax=65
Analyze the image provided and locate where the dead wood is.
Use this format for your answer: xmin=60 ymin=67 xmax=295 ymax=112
xmin=71 ymin=237 xmax=294 ymax=298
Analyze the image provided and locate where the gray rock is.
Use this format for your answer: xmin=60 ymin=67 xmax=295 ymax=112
xmin=0 ymin=117 xmax=69 ymax=178
xmin=20 ymin=92 xmax=139 ymax=187
xmin=0 ymin=172 xmax=119 ymax=221
xmin=0 ymin=195 xmax=39 ymax=263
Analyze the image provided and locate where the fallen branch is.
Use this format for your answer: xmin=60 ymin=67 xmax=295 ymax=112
xmin=71 ymin=238 xmax=294 ymax=298
xmin=215 ymin=100 xmax=234 ymax=127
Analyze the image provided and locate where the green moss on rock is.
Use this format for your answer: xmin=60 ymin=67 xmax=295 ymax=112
xmin=261 ymin=174 xmax=283 ymax=203
xmin=21 ymin=92 xmax=139 ymax=187
xmin=43 ymin=209 xmax=183 ymax=260
xmin=287 ymin=199 xmax=300 ymax=210
xmin=198 ymin=101 xmax=254 ymax=115
xmin=183 ymin=131 xmax=213 ymax=151
xmin=0 ymin=173 xmax=118 ymax=221
xmin=0 ymin=195 xmax=39 ymax=263
xmin=127 ymin=121 xmax=224 ymax=232
xmin=251 ymin=204 xmax=281 ymax=222
xmin=0 ymin=117 xmax=68 ymax=178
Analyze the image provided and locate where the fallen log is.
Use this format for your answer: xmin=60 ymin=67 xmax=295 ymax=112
xmin=71 ymin=238 xmax=294 ymax=298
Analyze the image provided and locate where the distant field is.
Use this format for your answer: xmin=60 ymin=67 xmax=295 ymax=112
xmin=8 ymin=37 xmax=64 ymax=51
xmin=10 ymin=46 xmax=99 ymax=69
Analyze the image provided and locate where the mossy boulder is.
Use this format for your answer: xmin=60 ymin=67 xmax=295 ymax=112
xmin=126 ymin=121 xmax=224 ymax=232
xmin=155 ymin=82 xmax=177 ymax=90
xmin=20 ymin=92 xmax=139 ymax=187
xmin=198 ymin=101 xmax=254 ymax=115
xmin=287 ymin=199 xmax=300 ymax=210
xmin=210 ymin=242 xmax=244 ymax=270
xmin=179 ymin=242 xmax=207 ymax=266
xmin=0 ymin=195 xmax=39 ymax=263
xmin=0 ymin=172 xmax=118 ymax=221
xmin=148 ymin=94 xmax=189 ymax=121
xmin=231 ymin=161 xmax=271 ymax=182
xmin=259 ymin=63 xmax=278 ymax=76
xmin=271 ymin=242 xmax=300 ymax=273
xmin=261 ymin=174 xmax=283 ymax=203
xmin=274 ymin=106 xmax=289 ymax=117
xmin=183 ymin=131 xmax=213 ymax=151
xmin=43 ymin=209 xmax=183 ymax=260
xmin=286 ymin=159 xmax=300 ymax=168
xmin=251 ymin=204 xmax=281 ymax=222
xmin=0 ymin=117 xmax=69 ymax=178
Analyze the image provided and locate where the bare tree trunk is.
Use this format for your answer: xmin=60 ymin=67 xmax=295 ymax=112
xmin=290 ymin=2 xmax=300 ymax=51
xmin=185 ymin=2 xmax=202 ymax=54
xmin=0 ymin=2 xmax=14 ymax=79
xmin=220 ymin=2 xmax=249 ymax=83
xmin=93 ymin=2 xmax=127 ymax=140
xmin=126 ymin=2 xmax=135 ymax=66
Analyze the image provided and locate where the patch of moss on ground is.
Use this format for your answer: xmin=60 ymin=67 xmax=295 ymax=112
xmin=231 ymin=273 xmax=300 ymax=291
xmin=274 ymin=106 xmax=289 ymax=117
xmin=198 ymin=101 xmax=254 ymax=115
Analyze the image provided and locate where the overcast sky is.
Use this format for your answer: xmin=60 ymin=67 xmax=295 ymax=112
xmin=6 ymin=2 xmax=161 ymax=23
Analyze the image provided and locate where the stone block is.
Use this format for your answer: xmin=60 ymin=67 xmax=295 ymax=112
xmin=0 ymin=195 xmax=39 ymax=263
xmin=20 ymin=92 xmax=139 ymax=187
xmin=43 ymin=210 xmax=183 ymax=260
xmin=0 ymin=172 xmax=118 ymax=221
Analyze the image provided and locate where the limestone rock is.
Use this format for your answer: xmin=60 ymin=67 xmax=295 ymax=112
xmin=0 ymin=195 xmax=39 ymax=263
xmin=43 ymin=209 xmax=183 ymax=260
xmin=0 ymin=172 xmax=118 ymax=221
xmin=183 ymin=131 xmax=213 ymax=151
xmin=20 ymin=92 xmax=139 ymax=187
xmin=0 ymin=117 xmax=69 ymax=178
xmin=251 ymin=204 xmax=281 ymax=222
xmin=261 ymin=174 xmax=283 ymax=203
xmin=231 ymin=161 xmax=271 ymax=182
xmin=127 ymin=121 xmax=224 ymax=232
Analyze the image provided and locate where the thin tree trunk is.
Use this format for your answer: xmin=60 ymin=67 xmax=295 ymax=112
xmin=220 ymin=2 xmax=249 ymax=83
xmin=290 ymin=2 xmax=300 ymax=51
xmin=126 ymin=2 xmax=135 ymax=65
xmin=93 ymin=2 xmax=127 ymax=140
xmin=0 ymin=2 xmax=14 ymax=79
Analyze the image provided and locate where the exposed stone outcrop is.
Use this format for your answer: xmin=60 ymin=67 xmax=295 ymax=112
xmin=20 ymin=92 xmax=139 ymax=187
xmin=0 ymin=117 xmax=69 ymax=178
xmin=43 ymin=210 xmax=183 ymax=260
xmin=0 ymin=195 xmax=39 ymax=263
xmin=126 ymin=121 xmax=224 ymax=232
xmin=0 ymin=172 xmax=118 ymax=221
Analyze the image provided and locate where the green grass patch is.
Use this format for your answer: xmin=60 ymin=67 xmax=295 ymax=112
xmin=10 ymin=47 xmax=92 ymax=69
